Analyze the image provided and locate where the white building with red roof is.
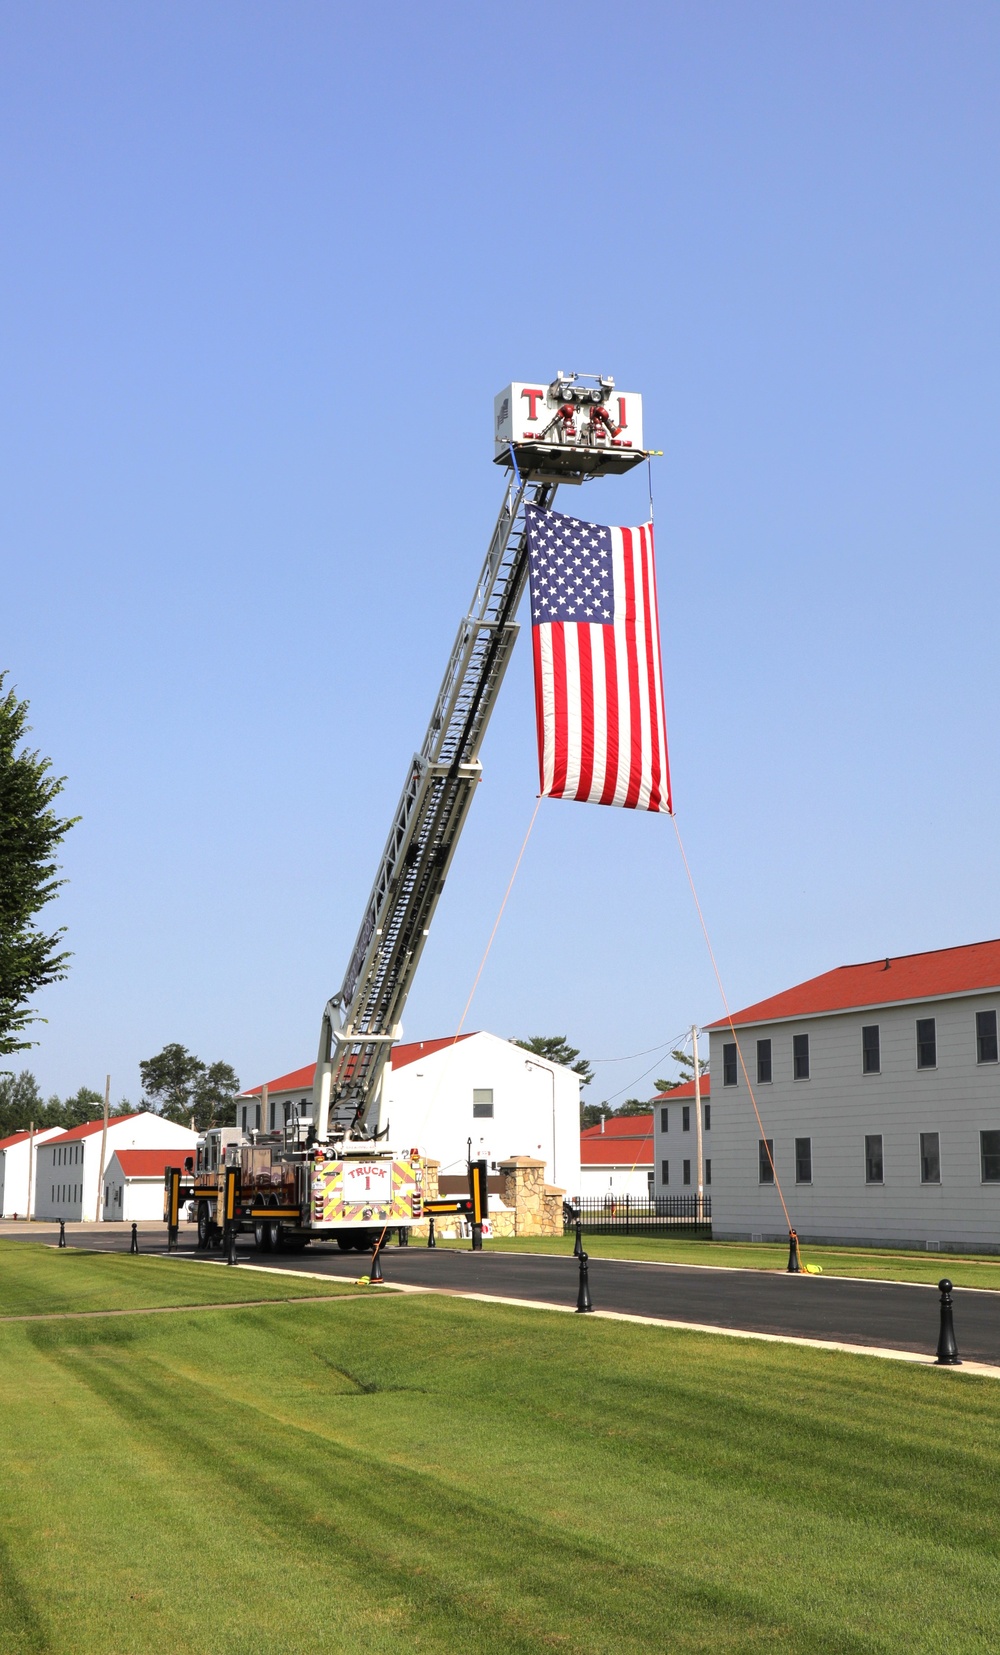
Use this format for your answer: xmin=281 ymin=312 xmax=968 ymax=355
xmin=579 ymin=1114 xmax=654 ymax=1198
xmin=706 ymin=939 xmax=1000 ymax=1249
xmin=35 ymin=1112 xmax=198 ymax=1224
xmin=239 ymin=1031 xmax=581 ymax=1199
xmin=0 ymin=1127 xmax=63 ymax=1219
xmin=102 ymin=1148 xmax=198 ymax=1223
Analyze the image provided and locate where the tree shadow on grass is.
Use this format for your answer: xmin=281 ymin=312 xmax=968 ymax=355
xmin=0 ymin=1530 xmax=51 ymax=1653
xmin=25 ymin=1322 xmax=884 ymax=1655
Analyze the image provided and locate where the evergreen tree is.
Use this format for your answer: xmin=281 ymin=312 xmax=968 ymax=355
xmin=654 ymin=1047 xmax=708 ymax=1092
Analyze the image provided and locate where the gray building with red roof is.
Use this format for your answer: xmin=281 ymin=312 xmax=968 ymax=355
xmin=706 ymin=939 xmax=1000 ymax=1250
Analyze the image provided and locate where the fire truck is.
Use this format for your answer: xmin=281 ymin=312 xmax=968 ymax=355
xmin=165 ymin=375 xmax=648 ymax=1256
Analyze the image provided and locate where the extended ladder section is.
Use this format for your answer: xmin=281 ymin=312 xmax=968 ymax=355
xmin=314 ymin=475 xmax=557 ymax=1141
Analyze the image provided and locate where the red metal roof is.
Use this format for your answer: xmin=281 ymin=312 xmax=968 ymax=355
xmin=240 ymin=1063 xmax=316 ymax=1099
xmin=110 ymin=1149 xmax=191 ymax=1177
xmin=47 ymin=1113 xmax=143 ymax=1144
xmin=706 ymin=939 xmax=1000 ymax=1030
xmin=0 ymin=1130 xmax=34 ymax=1152
xmin=391 ymin=1034 xmax=475 ymax=1070
xmin=651 ymin=1076 xmax=711 ymax=1100
xmin=239 ymin=1035 xmax=478 ymax=1098
xmin=580 ymin=1114 xmax=654 ymax=1167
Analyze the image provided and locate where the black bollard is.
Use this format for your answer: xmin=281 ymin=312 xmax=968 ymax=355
xmin=787 ymin=1229 xmax=802 ymax=1273
xmin=130 ymin=1222 xmax=138 ymax=1255
xmin=427 ymin=1215 xmax=436 ymax=1249
xmin=369 ymin=1244 xmax=384 ymax=1285
xmin=573 ymin=1216 xmax=583 ymax=1258
xmin=399 ymin=1225 xmax=409 ymax=1247
xmin=936 ymin=1278 xmax=962 ymax=1365
xmin=226 ymin=1223 xmax=238 ymax=1267
xmin=576 ymin=1249 xmax=594 ymax=1313
xmin=58 ymin=1219 xmax=66 ymax=1249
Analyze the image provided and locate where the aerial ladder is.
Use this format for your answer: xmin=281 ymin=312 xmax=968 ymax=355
xmin=166 ymin=374 xmax=648 ymax=1253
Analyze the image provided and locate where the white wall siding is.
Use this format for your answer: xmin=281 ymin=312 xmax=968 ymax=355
xmin=35 ymin=1115 xmax=198 ymax=1223
xmin=380 ymin=1034 xmax=581 ymax=1198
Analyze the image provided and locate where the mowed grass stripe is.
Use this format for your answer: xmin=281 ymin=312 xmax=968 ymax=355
xmin=0 ymin=1245 xmax=999 ymax=1652
xmin=0 ymin=1241 xmax=353 ymax=1317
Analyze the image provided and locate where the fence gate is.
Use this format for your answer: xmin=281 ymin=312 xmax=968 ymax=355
xmin=566 ymin=1195 xmax=712 ymax=1238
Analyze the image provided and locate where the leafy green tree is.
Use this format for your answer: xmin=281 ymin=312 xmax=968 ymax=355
xmin=190 ymin=1060 xmax=239 ymax=1131
xmin=0 ymin=1069 xmax=44 ymax=1137
xmin=58 ymin=1085 xmax=104 ymax=1127
xmin=140 ymin=1044 xmax=240 ymax=1130
xmin=654 ymin=1047 xmax=708 ymax=1093
xmin=139 ymin=1044 xmax=204 ymax=1123
xmin=0 ymin=676 xmax=78 ymax=1054
xmin=0 ymin=1072 xmax=125 ymax=1136
xmin=581 ymin=1102 xmax=611 ymax=1130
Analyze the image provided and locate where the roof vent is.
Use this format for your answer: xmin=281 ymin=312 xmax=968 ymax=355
xmin=884 ymin=957 xmax=891 ymax=970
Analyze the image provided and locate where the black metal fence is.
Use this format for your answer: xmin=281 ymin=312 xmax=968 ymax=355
xmin=565 ymin=1195 xmax=712 ymax=1237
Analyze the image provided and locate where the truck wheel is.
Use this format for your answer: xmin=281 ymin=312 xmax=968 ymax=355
xmin=336 ymin=1236 xmax=354 ymax=1252
xmin=197 ymin=1202 xmax=212 ymax=1250
xmin=266 ymin=1198 xmax=283 ymax=1253
xmin=254 ymin=1215 xmax=271 ymax=1252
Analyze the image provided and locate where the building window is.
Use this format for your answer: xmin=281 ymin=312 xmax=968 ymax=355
xmin=865 ymin=1134 xmax=884 ymax=1184
xmin=916 ymin=1018 xmax=936 ymax=1070
xmin=920 ymin=1132 xmax=941 ymax=1184
xmin=472 ymin=1088 xmax=494 ymax=1119
xmin=660 ymin=1107 xmax=668 ymax=1132
xmin=977 ymin=1011 xmax=999 ymax=1065
xmin=661 ymin=1160 xmax=669 ymax=1185
xmin=981 ymin=1131 xmax=1000 ymax=1182
xmin=682 ymin=1105 xmax=690 ymax=1131
xmin=723 ymin=1043 xmax=737 ymax=1086
xmin=683 ymin=1159 xmax=691 ymax=1185
xmin=862 ymin=1025 xmax=880 ymax=1075
xmin=756 ymin=1039 xmax=772 ymax=1084
xmin=758 ymin=1139 xmax=774 ymax=1184
xmin=703 ymin=1103 xmax=711 ymax=1131
xmin=795 ymin=1137 xmax=812 ymax=1184
xmin=705 ymin=1159 xmax=711 ymax=1185
xmin=793 ymin=1033 xmax=810 ymax=1080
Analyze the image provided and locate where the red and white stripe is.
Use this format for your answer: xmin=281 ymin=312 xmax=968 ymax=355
xmin=531 ymin=522 xmax=672 ymax=814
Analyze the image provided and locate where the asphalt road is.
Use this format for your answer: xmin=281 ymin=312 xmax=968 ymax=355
xmin=45 ymin=1229 xmax=1000 ymax=1366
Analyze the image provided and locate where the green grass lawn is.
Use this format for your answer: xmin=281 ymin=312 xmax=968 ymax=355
xmin=1 ymin=1248 xmax=999 ymax=1651
xmin=0 ymin=1240 xmax=352 ymax=1317
xmin=443 ymin=1232 xmax=1000 ymax=1290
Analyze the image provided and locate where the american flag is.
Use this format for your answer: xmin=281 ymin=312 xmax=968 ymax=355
xmin=525 ymin=505 xmax=672 ymax=814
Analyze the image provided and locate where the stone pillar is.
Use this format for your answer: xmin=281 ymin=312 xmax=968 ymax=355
xmin=498 ymin=1156 xmax=566 ymax=1238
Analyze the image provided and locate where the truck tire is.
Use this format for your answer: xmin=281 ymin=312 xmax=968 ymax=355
xmin=266 ymin=1198 xmax=283 ymax=1253
xmin=253 ymin=1215 xmax=271 ymax=1252
xmin=197 ymin=1202 xmax=212 ymax=1251
xmin=336 ymin=1235 xmax=354 ymax=1252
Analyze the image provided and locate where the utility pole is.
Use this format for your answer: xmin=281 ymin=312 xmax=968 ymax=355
xmin=692 ymin=1026 xmax=704 ymax=1223
xmin=95 ymin=1074 xmax=110 ymax=1223
xmin=27 ymin=1120 xmax=35 ymax=1221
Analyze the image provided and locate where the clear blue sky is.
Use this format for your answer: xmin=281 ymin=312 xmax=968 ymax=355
xmin=3 ymin=2 xmax=999 ymax=1105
